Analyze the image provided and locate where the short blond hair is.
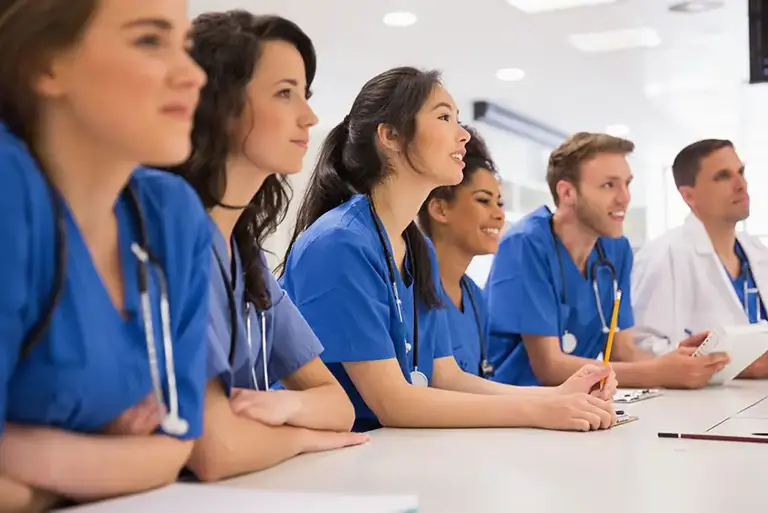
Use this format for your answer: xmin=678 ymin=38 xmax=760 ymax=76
xmin=547 ymin=132 xmax=634 ymax=205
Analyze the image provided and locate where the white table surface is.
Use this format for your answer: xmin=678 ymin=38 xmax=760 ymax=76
xmin=61 ymin=483 xmax=417 ymax=513
xmin=223 ymin=381 xmax=768 ymax=513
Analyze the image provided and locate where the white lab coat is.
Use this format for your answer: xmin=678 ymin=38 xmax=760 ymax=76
xmin=631 ymin=213 xmax=768 ymax=355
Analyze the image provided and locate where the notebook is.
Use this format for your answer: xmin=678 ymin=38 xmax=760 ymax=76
xmin=59 ymin=484 xmax=418 ymax=513
xmin=691 ymin=324 xmax=768 ymax=385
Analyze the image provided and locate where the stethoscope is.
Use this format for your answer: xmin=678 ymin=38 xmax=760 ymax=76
xmin=24 ymin=177 xmax=189 ymax=436
xmin=549 ymin=216 xmax=618 ymax=337
xmin=368 ymin=200 xmax=427 ymax=387
xmin=460 ymin=277 xmax=494 ymax=378
xmin=213 ymin=246 xmax=269 ymax=391
xmin=734 ymin=243 xmax=764 ymax=322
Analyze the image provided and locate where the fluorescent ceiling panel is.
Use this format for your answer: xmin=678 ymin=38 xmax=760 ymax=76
xmin=568 ymin=27 xmax=661 ymax=53
xmin=505 ymin=0 xmax=617 ymax=13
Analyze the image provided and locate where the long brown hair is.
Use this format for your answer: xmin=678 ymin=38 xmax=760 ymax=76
xmin=0 ymin=0 xmax=98 ymax=144
xmin=167 ymin=11 xmax=316 ymax=310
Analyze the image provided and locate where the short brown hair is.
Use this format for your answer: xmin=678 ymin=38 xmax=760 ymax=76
xmin=672 ymin=139 xmax=733 ymax=188
xmin=546 ymin=132 xmax=635 ymax=205
xmin=0 ymin=0 xmax=98 ymax=145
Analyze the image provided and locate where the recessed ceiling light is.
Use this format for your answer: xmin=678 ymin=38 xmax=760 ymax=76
xmin=568 ymin=27 xmax=661 ymax=53
xmin=668 ymin=1 xmax=724 ymax=13
xmin=606 ymin=124 xmax=630 ymax=137
xmin=496 ymin=68 xmax=526 ymax=81
xmin=505 ymin=0 xmax=617 ymax=13
xmin=382 ymin=11 xmax=417 ymax=27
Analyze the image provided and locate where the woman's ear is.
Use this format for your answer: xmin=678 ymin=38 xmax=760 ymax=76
xmin=376 ymin=123 xmax=401 ymax=154
xmin=427 ymin=197 xmax=450 ymax=227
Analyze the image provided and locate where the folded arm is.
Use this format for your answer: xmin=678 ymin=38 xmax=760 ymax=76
xmin=0 ymin=475 xmax=62 ymax=513
xmin=186 ymin=379 xmax=308 ymax=482
xmin=0 ymin=424 xmax=191 ymax=502
xmin=279 ymin=357 xmax=355 ymax=432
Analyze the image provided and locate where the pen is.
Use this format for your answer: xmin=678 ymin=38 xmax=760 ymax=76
xmin=684 ymin=329 xmax=692 ymax=336
xmin=658 ymin=432 xmax=768 ymax=444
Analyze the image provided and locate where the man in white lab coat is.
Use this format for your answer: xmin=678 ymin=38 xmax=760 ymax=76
xmin=632 ymin=139 xmax=768 ymax=379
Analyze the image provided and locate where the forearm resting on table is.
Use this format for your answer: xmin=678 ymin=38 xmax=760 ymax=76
xmin=187 ymin=380 xmax=308 ymax=482
xmin=430 ymin=358 xmax=555 ymax=396
xmin=283 ymin=386 xmax=354 ymax=431
xmin=608 ymin=331 xmax=664 ymax=388
xmin=0 ymin=424 xmax=190 ymax=502
xmin=0 ymin=475 xmax=60 ymax=513
xmin=281 ymin=360 xmax=355 ymax=432
xmin=373 ymin=384 xmax=537 ymax=428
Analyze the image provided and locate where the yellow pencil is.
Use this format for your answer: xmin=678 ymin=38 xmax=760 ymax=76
xmin=603 ymin=289 xmax=623 ymax=365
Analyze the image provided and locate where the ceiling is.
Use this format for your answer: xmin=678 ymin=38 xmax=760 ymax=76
xmin=188 ymin=0 xmax=763 ymax=192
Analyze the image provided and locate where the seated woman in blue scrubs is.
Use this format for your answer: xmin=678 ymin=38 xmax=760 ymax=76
xmin=417 ymin=125 xmax=502 ymax=377
xmin=280 ymin=67 xmax=618 ymax=433
xmin=168 ymin=11 xmax=364 ymax=482
xmin=0 ymin=0 xmax=211 ymax=509
xmin=485 ymin=132 xmax=727 ymax=387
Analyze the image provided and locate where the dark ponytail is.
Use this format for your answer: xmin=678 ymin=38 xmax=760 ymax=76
xmin=279 ymin=66 xmax=443 ymax=309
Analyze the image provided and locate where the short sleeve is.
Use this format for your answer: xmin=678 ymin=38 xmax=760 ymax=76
xmin=617 ymin=239 xmax=635 ymax=330
xmin=166 ymin=202 xmax=211 ymax=440
xmin=425 ymin=239 xmax=452 ymax=359
xmin=0 ymin=161 xmax=29 ymax=436
xmin=286 ymin=231 xmax=396 ymax=364
xmin=263 ymin=267 xmax=324 ymax=383
xmin=204 ymin=252 xmax=233 ymax=388
xmin=486 ymin=235 xmax=559 ymax=338
xmin=431 ymin=305 xmax=453 ymax=359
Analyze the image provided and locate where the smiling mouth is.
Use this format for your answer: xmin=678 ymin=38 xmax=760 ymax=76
xmin=609 ymin=210 xmax=625 ymax=221
xmin=451 ymin=152 xmax=464 ymax=162
xmin=481 ymin=227 xmax=501 ymax=238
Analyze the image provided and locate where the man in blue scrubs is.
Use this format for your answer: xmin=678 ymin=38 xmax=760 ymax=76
xmin=632 ymin=139 xmax=768 ymax=378
xmin=486 ymin=132 xmax=729 ymax=388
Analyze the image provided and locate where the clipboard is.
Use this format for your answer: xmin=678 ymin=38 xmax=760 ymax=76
xmin=614 ymin=389 xmax=663 ymax=403
xmin=614 ymin=410 xmax=638 ymax=427
xmin=692 ymin=324 xmax=768 ymax=385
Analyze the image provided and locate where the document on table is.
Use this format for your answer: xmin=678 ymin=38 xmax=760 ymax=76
xmin=59 ymin=483 xmax=419 ymax=513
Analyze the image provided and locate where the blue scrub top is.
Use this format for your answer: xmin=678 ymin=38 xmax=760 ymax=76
xmin=0 ymin=122 xmax=210 ymax=439
xmin=206 ymin=222 xmax=324 ymax=393
xmin=485 ymin=205 xmax=634 ymax=386
xmin=443 ymin=275 xmax=489 ymax=376
xmin=729 ymin=241 xmax=767 ymax=324
xmin=281 ymin=194 xmax=453 ymax=432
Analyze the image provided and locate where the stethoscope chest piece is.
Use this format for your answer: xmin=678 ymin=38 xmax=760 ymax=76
xmin=161 ymin=414 xmax=189 ymax=436
xmin=562 ymin=331 xmax=578 ymax=354
xmin=410 ymin=370 xmax=428 ymax=387
xmin=480 ymin=359 xmax=495 ymax=378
